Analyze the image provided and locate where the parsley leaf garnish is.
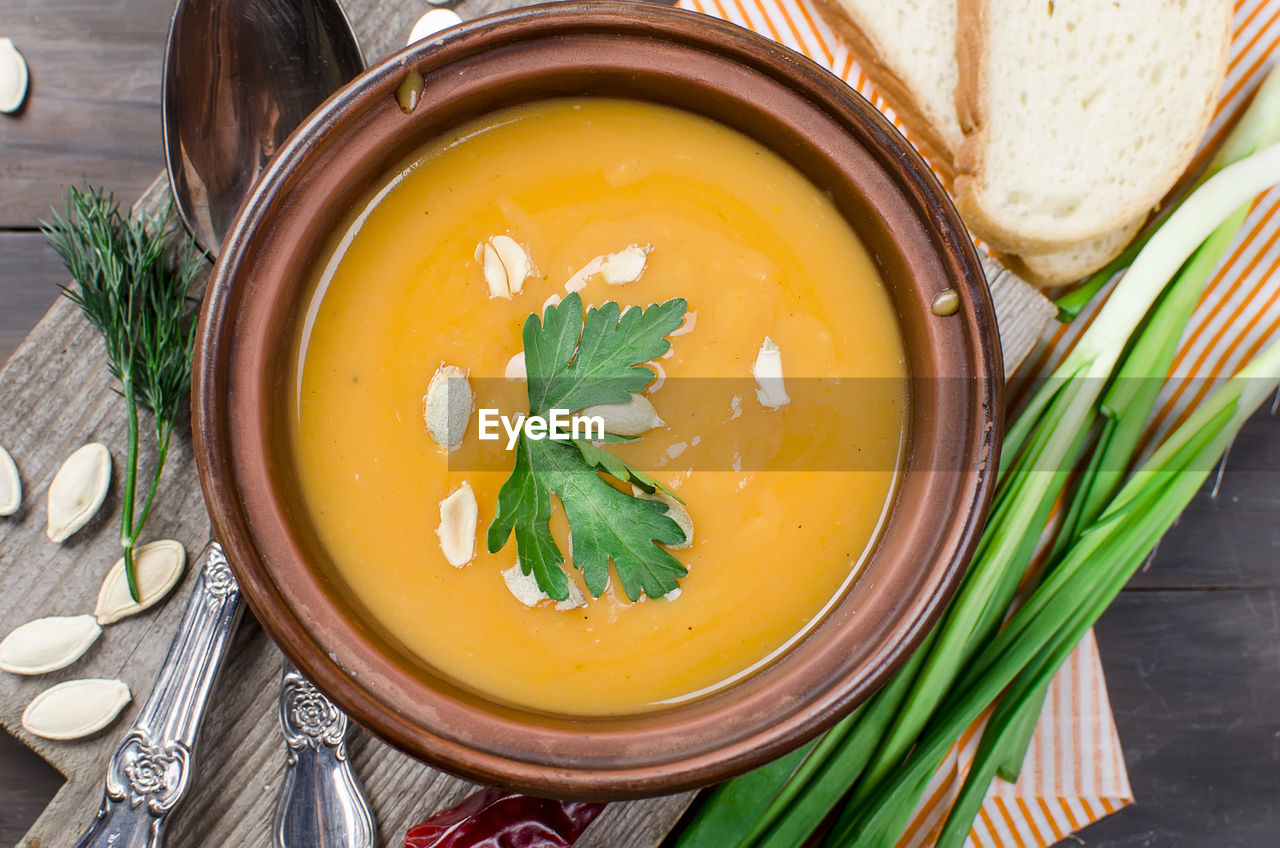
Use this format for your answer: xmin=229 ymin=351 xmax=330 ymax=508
xmin=526 ymin=294 xmax=687 ymax=415
xmin=487 ymin=292 xmax=689 ymax=602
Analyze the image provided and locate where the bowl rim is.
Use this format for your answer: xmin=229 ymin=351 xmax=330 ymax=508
xmin=193 ymin=0 xmax=1002 ymax=798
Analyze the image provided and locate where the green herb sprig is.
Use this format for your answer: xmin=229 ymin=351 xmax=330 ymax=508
xmin=42 ymin=186 xmax=202 ymax=601
xmin=487 ymin=292 xmax=689 ymax=602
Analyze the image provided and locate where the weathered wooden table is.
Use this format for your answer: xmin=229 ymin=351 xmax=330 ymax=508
xmin=1 ymin=0 xmax=1277 ymax=846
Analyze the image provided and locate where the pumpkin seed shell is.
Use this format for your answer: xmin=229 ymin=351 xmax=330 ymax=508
xmin=21 ymin=678 xmax=131 ymax=740
xmin=0 ymin=444 xmax=19 ymax=516
xmin=95 ymin=540 xmax=186 ymax=625
xmin=46 ymin=443 xmax=111 ymax=542
xmin=0 ymin=614 xmax=101 ymax=675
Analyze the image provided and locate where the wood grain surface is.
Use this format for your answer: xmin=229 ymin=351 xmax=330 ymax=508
xmin=1 ymin=1 xmax=1278 ymax=847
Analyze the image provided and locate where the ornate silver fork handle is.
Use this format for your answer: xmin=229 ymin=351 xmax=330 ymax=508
xmin=274 ymin=660 xmax=376 ymax=847
xmin=73 ymin=542 xmax=244 ymax=848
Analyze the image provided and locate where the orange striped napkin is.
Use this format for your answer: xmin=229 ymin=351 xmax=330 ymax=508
xmin=677 ymin=0 xmax=1280 ymax=845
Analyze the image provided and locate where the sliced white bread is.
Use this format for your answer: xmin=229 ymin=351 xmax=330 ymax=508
xmin=813 ymin=0 xmax=1160 ymax=285
xmin=1002 ymin=212 xmax=1146 ymax=286
xmin=813 ymin=0 xmax=965 ymax=177
xmin=954 ymin=0 xmax=1231 ymax=253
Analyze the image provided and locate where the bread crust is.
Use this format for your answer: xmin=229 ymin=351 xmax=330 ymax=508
xmin=999 ymin=214 xmax=1147 ymax=287
xmin=810 ymin=0 xmax=958 ymax=184
xmin=953 ymin=0 xmax=983 ymax=138
xmin=954 ymin=0 xmax=1232 ymax=253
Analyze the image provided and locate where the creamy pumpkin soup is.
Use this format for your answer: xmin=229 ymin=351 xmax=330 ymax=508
xmin=287 ymin=98 xmax=909 ymax=716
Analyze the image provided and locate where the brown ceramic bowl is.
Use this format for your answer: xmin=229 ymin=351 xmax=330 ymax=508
xmin=193 ymin=1 xmax=1001 ymax=798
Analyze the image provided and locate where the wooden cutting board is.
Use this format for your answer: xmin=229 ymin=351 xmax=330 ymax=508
xmin=0 ymin=0 xmax=1055 ymax=844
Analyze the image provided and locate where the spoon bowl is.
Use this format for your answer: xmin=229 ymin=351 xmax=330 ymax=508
xmin=162 ymin=0 xmax=365 ymax=256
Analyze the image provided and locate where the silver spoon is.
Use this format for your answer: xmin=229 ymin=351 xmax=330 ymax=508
xmin=162 ymin=0 xmax=372 ymax=846
xmin=73 ymin=543 xmax=243 ymax=848
xmin=275 ymin=661 xmax=375 ymax=848
xmin=162 ymin=0 xmax=365 ymax=256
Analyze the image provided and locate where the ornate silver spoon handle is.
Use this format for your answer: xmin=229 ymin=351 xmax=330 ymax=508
xmin=274 ymin=660 xmax=376 ymax=848
xmin=73 ymin=542 xmax=244 ymax=848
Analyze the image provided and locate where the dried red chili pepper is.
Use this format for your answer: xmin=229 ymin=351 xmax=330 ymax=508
xmin=404 ymin=788 xmax=606 ymax=848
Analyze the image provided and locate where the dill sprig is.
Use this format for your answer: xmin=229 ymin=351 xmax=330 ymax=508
xmin=42 ymin=186 xmax=203 ymax=601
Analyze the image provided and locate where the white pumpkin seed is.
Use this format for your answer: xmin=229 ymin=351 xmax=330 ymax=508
xmin=650 ymin=360 xmax=667 ymax=392
xmin=21 ymin=678 xmax=131 ymax=740
xmin=436 ymin=482 xmax=477 ymax=567
xmin=406 ymin=8 xmax=462 ymax=45
xmin=480 ymin=241 xmax=510 ymax=298
xmin=752 ymin=336 xmax=790 ymax=409
xmin=479 ymin=235 xmax=531 ymax=298
xmin=0 ymin=444 xmax=19 ymax=516
xmin=46 ymin=443 xmax=111 ymax=542
xmin=502 ymin=562 xmax=586 ymax=610
xmin=423 ymin=364 xmax=473 ymax=450
xmin=493 ymin=235 xmax=531 ymax=294
xmin=505 ymin=352 xmax=527 ymax=381
xmin=0 ymin=615 xmax=101 ymax=675
xmin=0 ymin=38 xmax=28 ymax=115
xmin=670 ymin=309 xmax=697 ymax=337
xmin=95 ymin=540 xmax=186 ymax=625
xmin=632 ymin=485 xmax=694 ymax=550
xmin=600 ymin=244 xmax=652 ymax=285
xmin=564 ymin=256 xmax=604 ymax=293
xmin=579 ymin=393 xmax=665 ymax=436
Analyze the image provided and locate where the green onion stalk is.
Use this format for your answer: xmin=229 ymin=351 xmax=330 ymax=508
xmin=675 ymin=138 xmax=1280 ymax=848
xmin=831 ymin=338 xmax=1280 ymax=847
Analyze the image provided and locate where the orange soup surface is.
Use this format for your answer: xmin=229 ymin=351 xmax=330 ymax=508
xmin=287 ymin=98 xmax=909 ymax=716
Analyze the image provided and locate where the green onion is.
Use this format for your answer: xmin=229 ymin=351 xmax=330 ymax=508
xmin=842 ymin=341 xmax=1280 ymax=847
xmin=971 ymin=72 xmax=1280 ymax=790
xmin=842 ymin=140 xmax=1280 ymax=825
xmin=817 ymin=139 xmax=1280 ymax=839
xmin=937 ymin=223 xmax=1245 ymax=841
xmin=673 ymin=740 xmax=816 ymax=848
xmin=672 ymin=138 xmax=1280 ymax=848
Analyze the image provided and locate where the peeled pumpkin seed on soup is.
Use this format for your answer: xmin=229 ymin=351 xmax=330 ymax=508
xmin=505 ymin=352 xmax=527 ymax=381
xmin=423 ymin=364 xmax=473 ymax=450
xmin=95 ymin=539 xmax=186 ymax=625
xmin=600 ymin=243 xmax=652 ymax=285
xmin=0 ymin=444 xmax=19 ymax=516
xmin=752 ymin=336 xmax=791 ymax=409
xmin=579 ymin=393 xmax=665 ymax=437
xmin=437 ymin=481 xmax=478 ymax=567
xmin=21 ymin=678 xmax=131 ymax=741
xmin=502 ymin=562 xmax=586 ymax=610
xmin=46 ymin=442 xmax=112 ymax=542
xmin=0 ymin=614 xmax=101 ymax=675
xmin=564 ymin=255 xmax=604 ymax=293
xmin=478 ymin=235 xmax=532 ymax=298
